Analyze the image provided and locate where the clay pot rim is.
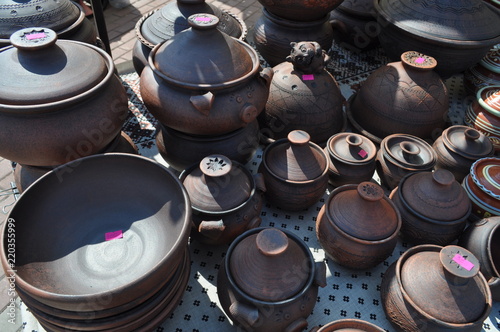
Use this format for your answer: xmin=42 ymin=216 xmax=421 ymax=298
xmin=326 ymin=132 xmax=377 ymax=166
xmin=462 ymin=175 xmax=500 ymax=215
xmin=393 ymin=244 xmax=492 ymax=327
xmin=159 ymin=120 xmax=257 ymax=141
xmin=470 ymin=157 xmax=500 ymax=199
xmin=223 ymin=227 xmax=316 ymax=305
xmin=314 ymin=318 xmax=385 ymax=332
xmin=345 ymin=94 xmax=383 ymax=144
xmin=485 ymin=220 xmax=500 ymax=277
xmin=262 ymin=7 xmax=331 ymax=28
xmin=477 ymin=85 xmax=500 ymax=118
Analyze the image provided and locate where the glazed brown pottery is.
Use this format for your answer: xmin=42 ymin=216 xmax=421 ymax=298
xmin=462 ymin=157 xmax=500 ymax=221
xmin=464 ymin=48 xmax=500 ymax=95
xmin=381 ymin=245 xmax=492 ymax=331
xmin=256 ymin=0 xmax=345 ymax=21
xmin=390 ymin=169 xmax=472 ymax=246
xmin=180 ymin=155 xmax=265 ymax=245
xmin=376 ymin=134 xmax=437 ymax=190
xmin=259 ymin=130 xmax=329 ymax=211
xmin=324 ymin=132 xmax=377 ymax=187
xmin=252 ymin=8 xmax=334 ymax=67
xmin=458 ymin=216 xmax=500 ymax=302
xmin=0 ymin=28 xmax=129 ymax=166
xmin=140 ymin=14 xmax=273 ymax=136
xmin=309 ymin=319 xmax=385 ymax=332
xmin=433 ymin=125 xmax=494 ymax=182
xmin=374 ymin=0 xmax=500 ymax=78
xmin=464 ymin=85 xmax=500 ymax=152
xmin=259 ymin=41 xmax=344 ymax=144
xmin=347 ymin=51 xmax=448 ymax=143
xmin=316 ymin=181 xmax=401 ymax=270
xmin=217 ymin=227 xmax=327 ymax=332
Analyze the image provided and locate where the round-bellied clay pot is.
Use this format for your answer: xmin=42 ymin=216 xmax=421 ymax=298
xmin=256 ymin=0 xmax=345 ymax=21
xmin=464 ymin=48 xmax=500 ymax=95
xmin=309 ymin=319 xmax=385 ymax=332
xmin=316 ymin=181 xmax=401 ymax=270
xmin=180 ymin=155 xmax=266 ymax=245
xmin=0 ymin=28 xmax=129 ymax=166
xmin=217 ymin=227 xmax=327 ymax=332
xmin=258 ymin=41 xmax=344 ymax=144
xmin=390 ymin=169 xmax=472 ymax=246
xmin=347 ymin=51 xmax=448 ymax=143
xmin=381 ymin=245 xmax=492 ymax=332
xmin=140 ymin=14 xmax=273 ymax=136
xmin=259 ymin=130 xmax=329 ymax=211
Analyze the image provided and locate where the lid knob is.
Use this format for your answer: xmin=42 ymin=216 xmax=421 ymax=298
xmin=346 ymin=134 xmax=363 ymax=148
xmin=439 ymin=245 xmax=480 ymax=280
xmin=256 ymin=228 xmax=289 ymax=257
xmin=401 ymin=51 xmax=437 ymax=71
xmin=288 ymin=130 xmax=310 ymax=146
xmin=188 ymin=13 xmax=219 ymax=30
xmin=400 ymin=141 xmax=422 ymax=164
xmin=199 ymin=155 xmax=232 ymax=177
xmin=432 ymin=169 xmax=455 ymax=186
xmin=10 ymin=28 xmax=57 ymax=51
xmin=464 ymin=128 xmax=481 ymax=141
xmin=357 ymin=182 xmax=385 ymax=202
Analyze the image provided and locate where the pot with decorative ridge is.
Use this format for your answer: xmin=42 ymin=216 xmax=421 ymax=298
xmin=256 ymin=0 xmax=345 ymax=21
xmin=464 ymin=48 xmax=500 ymax=95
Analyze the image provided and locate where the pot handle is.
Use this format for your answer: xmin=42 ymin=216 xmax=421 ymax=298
xmin=330 ymin=19 xmax=348 ymax=37
xmin=253 ymin=173 xmax=266 ymax=193
xmin=198 ymin=219 xmax=226 ymax=240
xmin=260 ymin=67 xmax=274 ymax=87
xmin=240 ymin=103 xmax=259 ymax=124
xmin=285 ymin=318 xmax=309 ymax=332
xmin=229 ymin=301 xmax=259 ymax=327
xmin=314 ymin=261 xmax=327 ymax=288
xmin=190 ymin=91 xmax=214 ymax=116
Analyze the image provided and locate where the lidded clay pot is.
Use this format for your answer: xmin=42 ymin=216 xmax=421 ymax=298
xmin=217 ymin=227 xmax=327 ymax=332
xmin=464 ymin=48 xmax=500 ymax=95
xmin=376 ymin=134 xmax=437 ymax=190
xmin=324 ymin=132 xmax=377 ymax=187
xmin=259 ymin=41 xmax=344 ymax=144
xmin=180 ymin=155 xmax=266 ymax=245
xmin=381 ymin=245 xmax=492 ymax=332
xmin=140 ymin=13 xmax=273 ymax=136
xmin=390 ymin=169 xmax=472 ymax=245
xmin=316 ymin=182 xmax=401 ymax=270
xmin=259 ymin=130 xmax=329 ymax=211
xmin=309 ymin=319 xmax=385 ymax=332
xmin=433 ymin=125 xmax=494 ymax=182
xmin=347 ymin=51 xmax=448 ymax=143
xmin=256 ymin=0 xmax=345 ymax=21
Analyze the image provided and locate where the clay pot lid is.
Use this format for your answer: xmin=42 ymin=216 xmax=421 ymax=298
xmin=399 ymin=169 xmax=471 ymax=222
xmin=328 ymin=182 xmax=400 ymax=241
xmin=477 ymin=85 xmax=500 ymax=118
xmin=470 ymin=157 xmax=500 ymax=200
xmin=0 ymin=28 xmax=108 ymax=107
xmin=151 ymin=13 xmax=257 ymax=88
xmin=400 ymin=51 xmax=437 ymax=71
xmin=442 ymin=125 xmax=493 ymax=159
xmin=264 ymin=130 xmax=328 ymax=182
xmin=327 ymin=133 xmax=377 ymax=165
xmin=375 ymin=0 xmax=500 ymax=42
xmin=229 ymin=228 xmax=310 ymax=301
xmin=181 ymin=155 xmax=252 ymax=212
xmin=382 ymin=134 xmax=436 ymax=170
xmin=480 ymin=48 xmax=500 ymax=74
xmin=401 ymin=245 xmax=488 ymax=324
xmin=337 ymin=0 xmax=375 ymax=17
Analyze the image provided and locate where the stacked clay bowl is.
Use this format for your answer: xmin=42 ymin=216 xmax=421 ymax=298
xmin=0 ymin=154 xmax=192 ymax=331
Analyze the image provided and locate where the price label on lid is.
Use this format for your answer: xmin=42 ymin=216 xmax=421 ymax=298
xmin=452 ymin=253 xmax=474 ymax=271
xmin=302 ymin=74 xmax=314 ymax=81
xmin=358 ymin=149 xmax=368 ymax=158
xmin=26 ymin=32 xmax=46 ymax=40
xmin=195 ymin=17 xmax=211 ymax=22
xmin=105 ymin=230 xmax=123 ymax=241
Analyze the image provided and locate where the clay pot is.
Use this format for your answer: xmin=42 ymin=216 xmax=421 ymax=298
xmin=376 ymin=134 xmax=437 ymax=190
xmin=256 ymin=0 xmax=345 ymax=21
xmin=484 ymin=0 xmax=500 ymax=9
xmin=464 ymin=85 xmax=500 ymax=152
xmin=140 ymin=14 xmax=273 ymax=136
xmin=324 ymin=133 xmax=377 ymax=187
xmin=155 ymin=120 xmax=260 ymax=172
xmin=132 ymin=0 xmax=247 ymax=74
xmin=316 ymin=181 xmax=401 ymax=270
xmin=390 ymin=169 xmax=472 ymax=246
xmin=464 ymin=48 xmax=500 ymax=95
xmin=309 ymin=319 xmax=385 ymax=332
xmin=217 ymin=227 xmax=327 ymax=332
xmin=258 ymin=41 xmax=344 ymax=144
xmin=381 ymin=245 xmax=492 ymax=331
xmin=252 ymin=9 xmax=334 ymax=67
xmin=259 ymin=130 xmax=329 ymax=211
xmin=180 ymin=155 xmax=266 ymax=245
xmin=374 ymin=0 xmax=500 ymax=78
xmin=347 ymin=51 xmax=448 ymax=143
xmin=462 ymin=157 xmax=500 ymax=221
xmin=0 ymin=28 xmax=129 ymax=166
xmin=433 ymin=125 xmax=494 ymax=183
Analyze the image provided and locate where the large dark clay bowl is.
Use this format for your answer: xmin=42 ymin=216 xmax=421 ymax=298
xmin=0 ymin=153 xmax=191 ymax=312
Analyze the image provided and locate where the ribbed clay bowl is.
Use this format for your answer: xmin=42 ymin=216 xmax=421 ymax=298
xmin=0 ymin=153 xmax=191 ymax=312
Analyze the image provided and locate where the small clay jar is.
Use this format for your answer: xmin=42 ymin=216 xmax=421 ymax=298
xmin=433 ymin=125 xmax=494 ymax=183
xmin=316 ymin=182 xmax=402 ymax=270
xmin=462 ymin=157 xmax=500 ymax=221
xmin=309 ymin=319 xmax=385 ymax=332
xmin=390 ymin=169 xmax=472 ymax=246
xmin=381 ymin=245 xmax=492 ymax=332
xmin=376 ymin=134 xmax=437 ymax=190
xmin=324 ymin=133 xmax=377 ymax=187
xmin=180 ymin=155 xmax=266 ymax=245
xmin=259 ymin=130 xmax=329 ymax=211
xmin=217 ymin=227 xmax=327 ymax=332
xmin=464 ymin=85 xmax=500 ymax=152
xmin=464 ymin=48 xmax=500 ymax=95
xmin=258 ymin=41 xmax=344 ymax=144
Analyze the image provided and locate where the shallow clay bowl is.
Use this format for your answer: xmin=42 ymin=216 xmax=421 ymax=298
xmin=0 ymin=153 xmax=191 ymax=312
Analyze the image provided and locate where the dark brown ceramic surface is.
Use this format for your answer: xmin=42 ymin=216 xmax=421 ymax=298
xmin=257 ymin=0 xmax=344 ymax=21
xmin=464 ymin=48 xmax=500 ymax=94
xmin=310 ymin=319 xmax=385 ymax=332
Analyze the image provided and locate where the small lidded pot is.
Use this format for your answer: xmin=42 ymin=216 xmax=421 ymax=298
xmin=180 ymin=155 xmax=266 ymax=245
xmin=390 ymin=169 xmax=472 ymax=246
xmin=316 ymin=182 xmax=402 ymax=270
xmin=259 ymin=130 xmax=329 ymax=211
xmin=381 ymin=245 xmax=492 ymax=332
xmin=217 ymin=227 xmax=327 ymax=332
xmin=325 ymin=132 xmax=377 ymax=187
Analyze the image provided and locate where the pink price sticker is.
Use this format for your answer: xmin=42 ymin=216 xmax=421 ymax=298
xmin=26 ymin=32 xmax=46 ymax=40
xmin=302 ymin=74 xmax=315 ymax=81
xmin=195 ymin=17 xmax=211 ymax=22
xmin=358 ymin=149 xmax=368 ymax=158
xmin=105 ymin=230 xmax=123 ymax=241
xmin=414 ymin=57 xmax=426 ymax=64
xmin=452 ymin=254 xmax=474 ymax=271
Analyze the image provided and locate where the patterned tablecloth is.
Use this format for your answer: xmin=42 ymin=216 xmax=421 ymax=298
xmin=19 ymin=41 xmax=500 ymax=332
